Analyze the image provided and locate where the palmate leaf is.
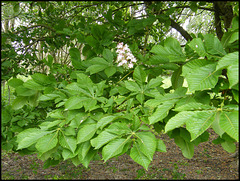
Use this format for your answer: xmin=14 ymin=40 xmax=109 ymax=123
xmin=186 ymin=110 xmax=216 ymax=141
xmin=204 ymin=34 xmax=226 ymax=56
xmin=188 ymin=38 xmax=207 ymax=57
xmin=227 ymin=61 xmax=238 ymax=88
xmin=165 ymin=111 xmax=195 ymax=133
xmin=133 ymin=66 xmax=147 ymax=85
xmin=59 ymin=132 xmax=77 ymax=153
xmin=216 ymin=52 xmax=239 ymax=88
xmin=12 ymin=96 xmax=28 ymax=110
xmin=145 ymin=87 xmax=187 ymax=107
xmin=219 ymin=111 xmax=239 ymax=142
xmin=102 ymin=138 xmax=131 ymax=162
xmin=174 ymin=135 xmax=194 ymax=159
xmin=165 ymin=110 xmax=216 ymax=142
xmin=80 ymin=148 xmax=97 ymax=168
xmin=35 ymin=132 xmax=58 ymax=153
xmin=90 ymin=130 xmax=119 ymax=149
xmin=185 ymin=63 xmax=221 ymax=91
xmin=148 ymin=99 xmax=177 ymax=124
xmin=64 ymin=96 xmax=88 ymax=110
xmin=17 ymin=128 xmax=54 ymax=150
xmin=130 ymin=142 xmax=151 ymax=170
xmin=78 ymin=141 xmax=91 ymax=161
xmin=135 ymin=132 xmax=157 ymax=161
xmin=77 ymin=123 xmax=97 ymax=144
xmin=7 ymin=78 xmax=24 ymax=88
xmin=96 ymin=115 xmax=119 ymax=129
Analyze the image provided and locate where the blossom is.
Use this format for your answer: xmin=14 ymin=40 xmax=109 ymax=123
xmin=116 ymin=42 xmax=137 ymax=69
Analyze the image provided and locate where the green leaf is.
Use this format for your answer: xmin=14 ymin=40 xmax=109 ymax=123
xmin=130 ymin=142 xmax=151 ymax=170
xmin=164 ymin=37 xmax=184 ymax=57
xmin=145 ymin=87 xmax=187 ymax=107
xmin=211 ymin=111 xmax=225 ymax=136
xmin=83 ymin=98 xmax=98 ymax=111
xmin=185 ymin=63 xmax=221 ymax=91
xmin=106 ymin=122 xmax=131 ymax=136
xmin=188 ymin=38 xmax=206 ymax=57
xmin=80 ymin=148 xmax=97 ymax=168
xmin=133 ymin=66 xmax=146 ymax=85
xmin=77 ymin=141 xmax=91 ymax=160
xmin=35 ymin=132 xmax=58 ymax=153
xmin=65 ymin=96 xmax=88 ymax=110
xmin=219 ymin=111 xmax=239 ymax=141
xmin=102 ymin=138 xmax=130 ymax=162
xmin=96 ymin=115 xmax=119 ymax=129
xmin=232 ymin=90 xmax=239 ymax=103
xmin=103 ymin=49 xmax=113 ymax=62
xmin=150 ymin=42 xmax=186 ymax=63
xmin=62 ymin=148 xmax=76 ymax=160
xmin=12 ymin=96 xmax=28 ymax=110
xmin=87 ymin=64 xmax=108 ymax=75
xmin=227 ymin=61 xmax=238 ymax=88
xmin=47 ymin=109 xmax=65 ymax=119
xmin=39 ymin=94 xmax=60 ymax=101
xmin=7 ymin=78 xmax=24 ymax=88
xmin=182 ymin=59 xmax=209 ymax=77
xmin=125 ymin=81 xmax=141 ymax=92
xmin=147 ymin=76 xmax=163 ymax=88
xmin=171 ymin=67 xmax=184 ymax=90
xmin=66 ymin=82 xmax=91 ymax=97
xmin=204 ymin=34 xmax=226 ymax=56
xmin=15 ymin=85 xmax=37 ymax=96
xmin=190 ymin=1 xmax=198 ymax=12
xmin=156 ymin=139 xmax=167 ymax=152
xmin=186 ymin=110 xmax=216 ymax=141
xmin=71 ymin=156 xmax=81 ymax=166
xmin=104 ymin=66 xmax=116 ymax=77
xmin=216 ymin=52 xmax=238 ymax=70
xmin=90 ymin=130 xmax=118 ymax=149
xmin=77 ymin=124 xmax=97 ymax=144
xmin=59 ymin=132 xmax=77 ymax=153
xmin=69 ymin=48 xmax=82 ymax=69
xmin=31 ymin=73 xmax=51 ymax=86
xmin=135 ymin=132 xmax=156 ymax=161
xmin=17 ymin=128 xmax=53 ymax=150
xmin=149 ymin=99 xmax=176 ymax=124
xmin=39 ymin=120 xmax=62 ymax=130
xmin=173 ymin=102 xmax=213 ymax=111
xmin=174 ymin=134 xmax=194 ymax=159
xmin=221 ymin=141 xmax=236 ymax=153
xmin=165 ymin=111 xmax=194 ymax=133
xmin=13 ymin=3 xmax=20 ymax=13
xmin=38 ymin=146 xmax=58 ymax=161
xmin=76 ymin=73 xmax=94 ymax=90
xmin=217 ymin=52 xmax=239 ymax=88
xmin=229 ymin=32 xmax=239 ymax=43
xmin=149 ymin=55 xmax=169 ymax=64
xmin=136 ymin=93 xmax=144 ymax=104
xmin=23 ymin=79 xmax=45 ymax=90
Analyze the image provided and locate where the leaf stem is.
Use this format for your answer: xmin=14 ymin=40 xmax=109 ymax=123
xmin=117 ymin=70 xmax=134 ymax=84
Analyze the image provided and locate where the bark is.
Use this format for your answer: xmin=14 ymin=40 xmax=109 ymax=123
xmin=169 ymin=18 xmax=193 ymax=41
xmin=144 ymin=1 xmax=193 ymax=42
xmin=213 ymin=1 xmax=234 ymax=40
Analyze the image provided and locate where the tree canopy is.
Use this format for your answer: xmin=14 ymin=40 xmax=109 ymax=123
xmin=1 ymin=1 xmax=239 ymax=170
xmin=2 ymin=1 xmax=238 ymax=80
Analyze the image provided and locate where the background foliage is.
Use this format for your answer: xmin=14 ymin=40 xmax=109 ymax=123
xmin=1 ymin=1 xmax=239 ymax=170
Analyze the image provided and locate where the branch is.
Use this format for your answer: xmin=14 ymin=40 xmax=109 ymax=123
xmin=14 ymin=24 xmax=56 ymax=34
xmin=169 ymin=18 xmax=193 ymax=41
xmin=213 ymin=2 xmax=224 ymax=40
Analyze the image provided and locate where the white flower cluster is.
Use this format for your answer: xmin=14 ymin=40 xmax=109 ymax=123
xmin=116 ymin=42 xmax=137 ymax=68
